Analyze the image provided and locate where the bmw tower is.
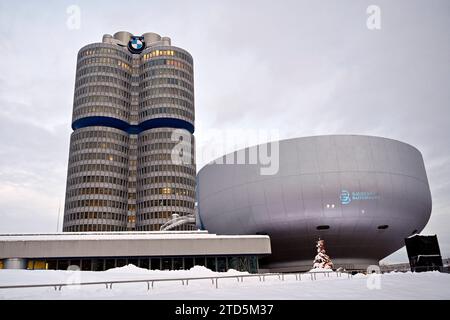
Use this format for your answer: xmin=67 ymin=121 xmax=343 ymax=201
xmin=63 ymin=32 xmax=196 ymax=232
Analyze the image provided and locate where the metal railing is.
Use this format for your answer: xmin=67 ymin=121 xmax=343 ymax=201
xmin=0 ymin=271 xmax=351 ymax=291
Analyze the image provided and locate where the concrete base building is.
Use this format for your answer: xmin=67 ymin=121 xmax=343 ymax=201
xmin=0 ymin=232 xmax=271 ymax=273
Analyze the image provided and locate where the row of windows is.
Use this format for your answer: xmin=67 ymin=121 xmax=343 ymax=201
xmin=140 ymin=87 xmax=194 ymax=102
xmin=66 ymin=187 xmax=128 ymax=199
xmin=64 ymin=225 xmax=127 ymax=232
xmin=137 ymin=164 xmax=195 ymax=176
xmin=65 ymin=211 xmax=127 ymax=222
xmin=73 ymin=105 xmax=129 ymax=120
xmin=139 ymin=96 xmax=193 ymax=111
xmin=137 ymin=199 xmax=195 ymax=209
xmin=137 ymin=175 xmax=195 ymax=188
xmin=67 ymin=175 xmax=128 ymax=187
xmin=139 ymin=130 xmax=181 ymax=141
xmin=75 ymin=85 xmax=131 ymax=100
xmin=137 ymin=187 xmax=194 ymax=198
xmin=72 ymin=128 xmax=128 ymax=142
xmin=76 ymin=75 xmax=131 ymax=91
xmin=142 ymin=49 xmax=193 ymax=64
xmin=141 ymin=59 xmax=193 ymax=73
xmin=68 ymin=163 xmax=128 ymax=177
xmin=71 ymin=141 xmax=129 ymax=154
xmin=140 ymin=68 xmax=193 ymax=82
xmin=66 ymin=199 xmax=128 ymax=210
xmin=142 ymin=49 xmax=175 ymax=60
xmin=140 ymin=106 xmax=194 ymax=121
xmin=138 ymin=141 xmax=176 ymax=153
xmin=137 ymin=211 xmax=181 ymax=221
xmin=139 ymin=153 xmax=195 ymax=164
xmin=69 ymin=145 xmax=195 ymax=162
xmin=69 ymin=152 xmax=129 ymax=165
xmin=74 ymin=95 xmax=131 ymax=109
xmin=140 ymin=77 xmax=193 ymax=92
xmin=78 ymin=57 xmax=131 ymax=71
xmin=77 ymin=65 xmax=132 ymax=81
xmin=79 ymin=47 xmax=132 ymax=62
xmin=136 ymin=224 xmax=162 ymax=231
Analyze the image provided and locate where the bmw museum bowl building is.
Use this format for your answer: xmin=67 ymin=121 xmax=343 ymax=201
xmin=197 ymin=135 xmax=432 ymax=272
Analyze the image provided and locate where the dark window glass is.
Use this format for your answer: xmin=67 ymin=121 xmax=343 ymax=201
xmin=162 ymin=257 xmax=172 ymax=270
xmin=81 ymin=259 xmax=92 ymax=271
xmin=217 ymin=257 xmax=227 ymax=272
xmin=184 ymin=257 xmax=194 ymax=270
xmin=194 ymin=257 xmax=206 ymax=267
xmin=92 ymin=259 xmax=105 ymax=271
xmin=47 ymin=260 xmax=57 ymax=270
xmin=128 ymin=258 xmax=138 ymax=267
xmin=150 ymin=258 xmax=161 ymax=270
xmin=139 ymin=258 xmax=149 ymax=270
xmin=173 ymin=257 xmax=183 ymax=270
xmin=206 ymin=257 xmax=216 ymax=272
xmin=105 ymin=259 xmax=116 ymax=270
xmin=57 ymin=260 xmax=69 ymax=271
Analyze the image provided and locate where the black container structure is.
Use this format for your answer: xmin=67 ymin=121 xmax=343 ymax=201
xmin=405 ymin=234 xmax=443 ymax=272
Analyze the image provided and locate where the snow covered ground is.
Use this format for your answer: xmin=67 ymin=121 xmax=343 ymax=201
xmin=0 ymin=265 xmax=449 ymax=300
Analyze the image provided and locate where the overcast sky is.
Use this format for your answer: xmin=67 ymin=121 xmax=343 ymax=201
xmin=0 ymin=0 xmax=448 ymax=263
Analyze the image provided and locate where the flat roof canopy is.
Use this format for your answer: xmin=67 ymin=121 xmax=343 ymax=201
xmin=0 ymin=231 xmax=271 ymax=259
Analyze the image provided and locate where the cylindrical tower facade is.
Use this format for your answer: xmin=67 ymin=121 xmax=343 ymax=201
xmin=63 ymin=32 xmax=196 ymax=232
xmin=136 ymin=46 xmax=196 ymax=230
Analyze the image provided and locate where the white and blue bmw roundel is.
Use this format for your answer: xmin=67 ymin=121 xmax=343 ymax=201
xmin=128 ymin=37 xmax=145 ymax=53
xmin=131 ymin=38 xmax=143 ymax=50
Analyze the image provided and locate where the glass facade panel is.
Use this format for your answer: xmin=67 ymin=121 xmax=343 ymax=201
xmin=206 ymin=257 xmax=216 ymax=272
xmin=217 ymin=257 xmax=227 ymax=272
xmin=173 ymin=257 xmax=183 ymax=270
xmin=150 ymin=258 xmax=161 ymax=270
xmin=184 ymin=257 xmax=194 ymax=270
xmin=162 ymin=257 xmax=172 ymax=270
xmin=16 ymin=255 xmax=260 ymax=272
xmin=92 ymin=259 xmax=105 ymax=271
xmin=81 ymin=259 xmax=92 ymax=271
xmin=105 ymin=259 xmax=116 ymax=270
xmin=116 ymin=258 xmax=127 ymax=267
xmin=139 ymin=258 xmax=149 ymax=269
xmin=128 ymin=258 xmax=139 ymax=267
xmin=32 ymin=260 xmax=47 ymax=270
xmin=57 ymin=260 xmax=69 ymax=270
xmin=249 ymin=256 xmax=258 ymax=274
xmin=47 ymin=260 xmax=57 ymax=270
xmin=69 ymin=259 xmax=81 ymax=269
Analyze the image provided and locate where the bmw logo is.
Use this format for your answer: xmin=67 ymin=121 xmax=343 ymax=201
xmin=340 ymin=190 xmax=352 ymax=205
xmin=128 ymin=36 xmax=145 ymax=53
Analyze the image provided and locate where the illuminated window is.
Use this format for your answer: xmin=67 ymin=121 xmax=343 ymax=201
xmin=161 ymin=187 xmax=172 ymax=194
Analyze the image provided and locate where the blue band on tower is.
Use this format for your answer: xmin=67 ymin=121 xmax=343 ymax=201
xmin=72 ymin=116 xmax=194 ymax=134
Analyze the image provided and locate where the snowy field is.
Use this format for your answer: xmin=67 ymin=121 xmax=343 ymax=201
xmin=0 ymin=265 xmax=449 ymax=300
